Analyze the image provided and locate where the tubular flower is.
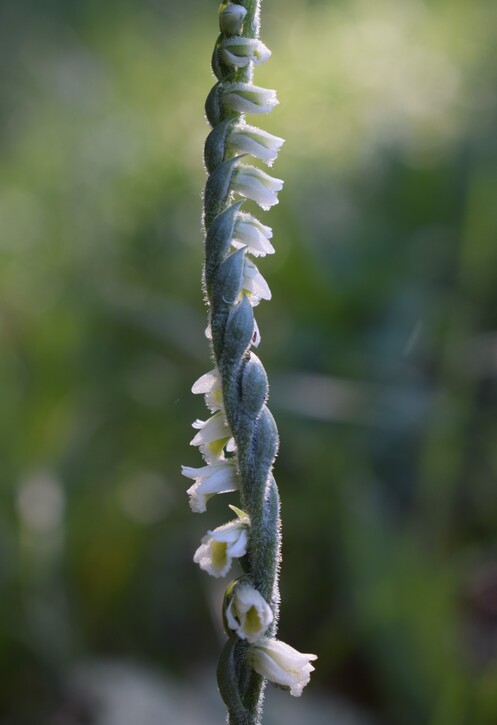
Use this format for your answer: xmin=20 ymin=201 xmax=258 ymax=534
xmin=232 ymin=212 xmax=275 ymax=257
xmin=194 ymin=517 xmax=249 ymax=577
xmin=232 ymin=165 xmax=284 ymax=210
xmin=225 ymin=584 xmax=274 ymax=644
xmin=250 ymin=639 xmax=318 ymax=697
xmin=221 ymin=37 xmax=271 ymax=68
xmin=241 ymin=257 xmax=271 ymax=305
xmin=190 ymin=412 xmax=234 ymax=461
xmin=229 ymin=124 xmax=285 ymax=167
xmin=223 ymin=83 xmax=278 ymax=115
xmin=182 ymin=460 xmax=238 ymax=513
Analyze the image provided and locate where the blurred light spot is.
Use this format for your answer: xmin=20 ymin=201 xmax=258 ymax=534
xmin=17 ymin=472 xmax=65 ymax=533
xmin=119 ymin=472 xmax=171 ymax=525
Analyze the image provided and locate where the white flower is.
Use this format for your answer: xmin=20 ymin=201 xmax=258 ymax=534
xmin=221 ymin=37 xmax=271 ymax=68
xmin=225 ymin=584 xmax=273 ymax=643
xmin=194 ymin=517 xmax=249 ymax=577
xmin=219 ymin=3 xmax=247 ymax=35
xmin=241 ymin=257 xmax=271 ymax=305
xmin=190 ymin=412 xmax=234 ymax=462
xmin=250 ymin=638 xmax=317 ymax=696
xmin=229 ymin=124 xmax=284 ymax=167
xmin=182 ymin=460 xmax=238 ymax=513
xmin=232 ymin=213 xmax=275 ymax=257
xmin=232 ymin=166 xmax=284 ymax=210
xmin=223 ymin=83 xmax=278 ymax=115
xmin=192 ymin=368 xmax=223 ymax=412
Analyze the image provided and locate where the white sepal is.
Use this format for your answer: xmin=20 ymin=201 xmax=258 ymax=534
xmin=225 ymin=584 xmax=274 ymax=643
xmin=194 ymin=518 xmax=249 ymax=577
xmin=223 ymin=83 xmax=278 ymax=115
xmin=182 ymin=460 xmax=238 ymax=513
xmin=221 ymin=37 xmax=271 ymax=68
xmin=250 ymin=638 xmax=318 ymax=696
xmin=229 ymin=124 xmax=284 ymax=167
xmin=232 ymin=166 xmax=284 ymax=210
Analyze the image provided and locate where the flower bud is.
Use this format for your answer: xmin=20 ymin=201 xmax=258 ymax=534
xmin=219 ymin=2 xmax=247 ymax=35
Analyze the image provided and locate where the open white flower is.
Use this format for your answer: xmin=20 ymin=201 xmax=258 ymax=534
xmin=241 ymin=257 xmax=271 ymax=305
xmin=232 ymin=213 xmax=275 ymax=257
xmin=218 ymin=3 xmax=247 ymax=34
xmin=223 ymin=83 xmax=278 ymax=115
xmin=225 ymin=584 xmax=273 ymax=643
xmin=229 ymin=124 xmax=284 ymax=167
xmin=192 ymin=368 xmax=223 ymax=413
xmin=190 ymin=412 xmax=234 ymax=462
xmin=182 ymin=460 xmax=238 ymax=513
xmin=233 ymin=166 xmax=283 ymax=210
xmin=250 ymin=638 xmax=317 ymax=696
xmin=221 ymin=37 xmax=271 ymax=68
xmin=194 ymin=517 xmax=249 ymax=577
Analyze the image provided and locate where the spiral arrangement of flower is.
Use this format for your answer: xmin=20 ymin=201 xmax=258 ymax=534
xmin=182 ymin=2 xmax=316 ymax=722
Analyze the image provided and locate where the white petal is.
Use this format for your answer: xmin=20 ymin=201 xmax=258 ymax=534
xmin=232 ymin=214 xmax=275 ymax=257
xmin=242 ymin=257 xmax=271 ymax=304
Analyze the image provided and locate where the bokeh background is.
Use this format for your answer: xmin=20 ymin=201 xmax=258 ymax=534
xmin=1 ymin=0 xmax=496 ymax=722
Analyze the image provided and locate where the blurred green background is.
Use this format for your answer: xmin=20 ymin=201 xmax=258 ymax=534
xmin=1 ymin=0 xmax=496 ymax=722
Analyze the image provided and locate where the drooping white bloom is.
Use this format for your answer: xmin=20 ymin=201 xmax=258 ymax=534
xmin=190 ymin=412 xmax=234 ymax=462
xmin=194 ymin=517 xmax=249 ymax=577
xmin=192 ymin=368 xmax=223 ymax=412
xmin=223 ymin=83 xmax=278 ymax=115
xmin=241 ymin=257 xmax=271 ymax=306
xmin=229 ymin=124 xmax=284 ymax=167
xmin=232 ymin=166 xmax=284 ymax=210
xmin=218 ymin=3 xmax=247 ymax=35
xmin=250 ymin=638 xmax=317 ymax=697
xmin=182 ymin=460 xmax=238 ymax=513
xmin=232 ymin=212 xmax=275 ymax=257
xmin=225 ymin=584 xmax=273 ymax=643
xmin=221 ymin=37 xmax=271 ymax=68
